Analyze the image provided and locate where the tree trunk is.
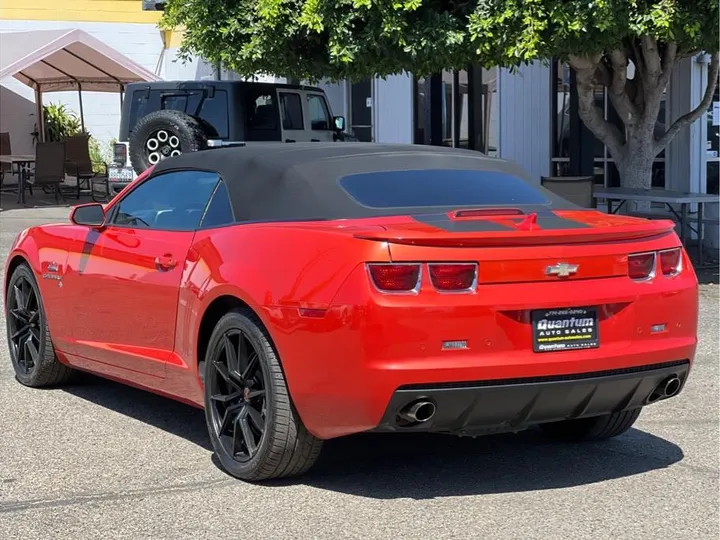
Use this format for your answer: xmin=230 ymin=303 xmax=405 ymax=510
xmin=569 ymin=47 xmax=719 ymax=214
xmin=615 ymin=147 xmax=655 ymax=213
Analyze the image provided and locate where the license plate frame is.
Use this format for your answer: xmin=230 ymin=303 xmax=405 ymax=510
xmin=531 ymin=306 xmax=599 ymax=353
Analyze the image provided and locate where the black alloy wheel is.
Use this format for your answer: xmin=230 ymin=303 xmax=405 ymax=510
xmin=7 ymin=272 xmax=41 ymax=375
xmin=203 ymin=309 xmax=322 ymax=481
xmin=5 ymin=263 xmax=73 ymax=387
xmin=207 ymin=329 xmax=267 ymax=462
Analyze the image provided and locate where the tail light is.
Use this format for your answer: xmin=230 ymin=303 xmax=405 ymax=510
xmin=428 ymin=263 xmax=478 ymax=291
xmin=367 ymin=263 xmax=421 ymax=292
xmin=659 ymin=248 xmax=682 ymax=276
xmin=113 ymin=143 xmax=127 ymax=165
xmin=628 ymin=252 xmax=656 ymax=280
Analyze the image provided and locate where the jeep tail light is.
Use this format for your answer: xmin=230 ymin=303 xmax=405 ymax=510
xmin=368 ymin=263 xmax=421 ymax=292
xmin=628 ymin=252 xmax=656 ymax=280
xmin=659 ymin=247 xmax=682 ymax=276
xmin=113 ymin=143 xmax=127 ymax=165
xmin=428 ymin=263 xmax=478 ymax=291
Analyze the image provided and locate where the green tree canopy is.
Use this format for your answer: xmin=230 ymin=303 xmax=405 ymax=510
xmin=163 ymin=0 xmax=718 ymax=82
xmin=163 ymin=1 xmax=720 ymax=195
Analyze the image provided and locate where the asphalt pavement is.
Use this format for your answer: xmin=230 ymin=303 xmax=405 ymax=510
xmin=1 ymin=204 xmax=718 ymax=540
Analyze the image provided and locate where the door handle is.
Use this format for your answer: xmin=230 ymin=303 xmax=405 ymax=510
xmin=154 ymin=254 xmax=177 ymax=271
xmin=285 ymin=139 xmax=296 ymax=143
xmin=310 ymin=139 xmax=320 ymax=142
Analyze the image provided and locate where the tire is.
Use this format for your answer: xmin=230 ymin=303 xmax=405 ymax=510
xmin=129 ymin=110 xmax=208 ymax=175
xmin=5 ymin=263 xmax=74 ymax=387
xmin=540 ymin=408 xmax=642 ymax=442
xmin=203 ymin=308 xmax=322 ymax=481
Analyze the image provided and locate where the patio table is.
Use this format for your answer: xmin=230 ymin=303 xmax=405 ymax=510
xmin=0 ymin=154 xmax=36 ymax=205
xmin=593 ymin=187 xmax=720 ymax=266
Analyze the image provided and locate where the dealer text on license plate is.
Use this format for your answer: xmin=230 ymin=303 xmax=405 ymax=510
xmin=531 ymin=306 xmax=599 ymax=352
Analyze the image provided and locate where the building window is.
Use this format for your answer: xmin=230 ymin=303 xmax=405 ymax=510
xmin=706 ymin=84 xmax=719 ymax=195
xmin=551 ymin=60 xmax=666 ymax=189
xmin=413 ymin=67 xmax=498 ymax=155
xmin=482 ymin=68 xmax=499 ymax=157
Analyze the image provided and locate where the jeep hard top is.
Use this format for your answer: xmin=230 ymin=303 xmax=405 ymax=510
xmin=110 ymin=80 xmax=349 ymax=187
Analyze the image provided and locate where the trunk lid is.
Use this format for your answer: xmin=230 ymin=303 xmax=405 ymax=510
xmin=353 ymin=210 xmax=678 ymax=283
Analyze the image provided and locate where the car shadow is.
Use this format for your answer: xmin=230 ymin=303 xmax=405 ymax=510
xmin=61 ymin=372 xmax=212 ymax=451
xmin=293 ymin=428 xmax=684 ymax=499
xmin=61 ymin=374 xmax=684 ymax=499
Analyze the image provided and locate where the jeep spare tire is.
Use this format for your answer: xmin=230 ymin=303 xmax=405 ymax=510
xmin=129 ymin=110 xmax=208 ymax=174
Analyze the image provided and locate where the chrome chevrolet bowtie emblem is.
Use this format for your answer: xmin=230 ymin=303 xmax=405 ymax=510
xmin=545 ymin=262 xmax=579 ymax=278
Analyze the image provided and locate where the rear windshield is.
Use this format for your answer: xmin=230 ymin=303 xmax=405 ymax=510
xmin=338 ymin=169 xmax=549 ymax=208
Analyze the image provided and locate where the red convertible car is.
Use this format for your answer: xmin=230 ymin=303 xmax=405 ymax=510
xmin=4 ymin=143 xmax=697 ymax=481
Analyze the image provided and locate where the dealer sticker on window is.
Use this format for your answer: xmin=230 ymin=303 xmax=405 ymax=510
xmin=531 ymin=307 xmax=599 ymax=352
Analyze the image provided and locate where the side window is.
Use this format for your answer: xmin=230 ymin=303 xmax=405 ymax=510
xmin=161 ymin=94 xmax=189 ymax=112
xmin=197 ymin=90 xmax=229 ymax=138
xmin=200 ymin=180 xmax=235 ymax=228
xmin=111 ymin=170 xmax=220 ymax=231
xmin=247 ymin=92 xmax=277 ymax=130
xmin=280 ymin=92 xmax=304 ymax=130
xmin=307 ymin=94 xmax=331 ymax=130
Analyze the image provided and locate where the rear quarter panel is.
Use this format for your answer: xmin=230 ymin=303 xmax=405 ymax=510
xmin=172 ymin=223 xmax=389 ymax=400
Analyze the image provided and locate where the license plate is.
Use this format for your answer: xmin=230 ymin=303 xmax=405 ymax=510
xmin=108 ymin=166 xmax=134 ymax=181
xmin=531 ymin=306 xmax=599 ymax=353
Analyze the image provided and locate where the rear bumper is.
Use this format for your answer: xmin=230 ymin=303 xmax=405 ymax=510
xmin=374 ymin=360 xmax=690 ymax=436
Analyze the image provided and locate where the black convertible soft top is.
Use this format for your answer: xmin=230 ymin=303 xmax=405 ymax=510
xmin=149 ymin=143 xmax=574 ymax=222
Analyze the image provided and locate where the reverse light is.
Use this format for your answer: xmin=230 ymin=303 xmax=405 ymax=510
xmin=628 ymin=252 xmax=656 ymax=280
xmin=659 ymin=247 xmax=682 ymax=276
xmin=428 ymin=263 xmax=478 ymax=291
xmin=367 ymin=263 xmax=421 ymax=292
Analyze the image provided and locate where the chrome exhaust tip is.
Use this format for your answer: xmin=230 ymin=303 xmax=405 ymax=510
xmin=398 ymin=400 xmax=436 ymax=423
xmin=648 ymin=375 xmax=682 ymax=402
xmin=662 ymin=376 xmax=682 ymax=397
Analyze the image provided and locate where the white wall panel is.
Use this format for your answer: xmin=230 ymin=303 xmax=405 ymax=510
xmin=373 ymin=74 xmax=413 ymax=144
xmin=498 ymin=62 xmax=551 ymax=183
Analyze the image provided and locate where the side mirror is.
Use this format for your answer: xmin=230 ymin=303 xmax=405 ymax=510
xmin=70 ymin=203 xmax=106 ymax=228
xmin=333 ymin=115 xmax=346 ymax=132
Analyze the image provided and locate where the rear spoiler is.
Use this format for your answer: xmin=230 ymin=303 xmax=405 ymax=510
xmin=353 ymin=219 xmax=678 ymax=247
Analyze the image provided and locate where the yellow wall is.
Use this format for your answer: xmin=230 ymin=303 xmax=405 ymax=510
xmin=0 ymin=0 xmax=163 ymax=24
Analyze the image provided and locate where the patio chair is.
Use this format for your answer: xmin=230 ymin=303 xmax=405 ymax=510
xmin=0 ymin=132 xmax=11 ymax=187
xmin=30 ymin=142 xmax=66 ymax=203
xmin=541 ymin=175 xmax=596 ymax=208
xmin=63 ymin=134 xmax=109 ymax=200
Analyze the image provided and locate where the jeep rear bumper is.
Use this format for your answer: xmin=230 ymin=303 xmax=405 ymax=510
xmin=373 ymin=360 xmax=690 ymax=436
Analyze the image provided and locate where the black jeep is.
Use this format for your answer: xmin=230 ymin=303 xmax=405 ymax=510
xmin=109 ymin=80 xmax=349 ymax=188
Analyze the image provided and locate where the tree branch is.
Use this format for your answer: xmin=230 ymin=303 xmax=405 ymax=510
xmin=569 ymin=54 xmax=626 ymax=161
xmin=641 ymin=35 xmax=662 ymax=80
xmin=655 ymin=52 xmax=720 ymax=154
xmin=658 ymin=42 xmax=678 ymax=89
xmin=607 ymin=49 xmax=638 ymax=125
xmin=629 ymin=37 xmax=646 ymax=76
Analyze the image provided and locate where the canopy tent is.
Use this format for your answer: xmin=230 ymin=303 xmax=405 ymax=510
xmin=0 ymin=28 xmax=161 ymax=138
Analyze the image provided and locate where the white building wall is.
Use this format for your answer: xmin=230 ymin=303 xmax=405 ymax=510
xmin=373 ymin=74 xmax=413 ymax=144
xmin=498 ymin=62 xmax=551 ymax=184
